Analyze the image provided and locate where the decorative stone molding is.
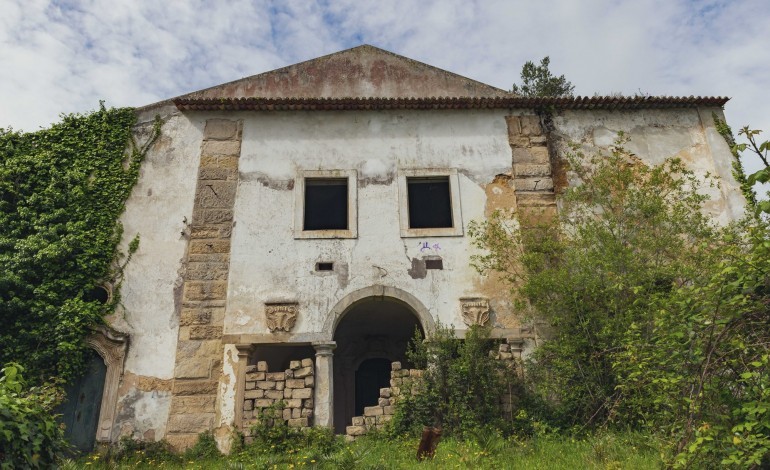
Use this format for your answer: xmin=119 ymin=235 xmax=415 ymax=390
xmin=265 ymin=303 xmax=299 ymax=332
xmin=460 ymin=297 xmax=490 ymax=327
xmin=85 ymin=325 xmax=129 ymax=443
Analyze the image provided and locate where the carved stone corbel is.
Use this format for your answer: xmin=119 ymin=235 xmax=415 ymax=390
xmin=459 ymin=297 xmax=490 ymax=327
xmin=265 ymin=302 xmax=299 ymax=332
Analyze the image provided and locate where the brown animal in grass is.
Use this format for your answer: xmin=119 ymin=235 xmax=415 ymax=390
xmin=416 ymin=426 xmax=442 ymax=461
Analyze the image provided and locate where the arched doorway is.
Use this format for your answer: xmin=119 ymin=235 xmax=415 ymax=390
xmin=60 ymin=350 xmax=107 ymax=452
xmin=332 ymin=297 xmax=423 ymax=433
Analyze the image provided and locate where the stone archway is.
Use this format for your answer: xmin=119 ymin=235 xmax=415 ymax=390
xmin=330 ymin=290 xmax=427 ymax=433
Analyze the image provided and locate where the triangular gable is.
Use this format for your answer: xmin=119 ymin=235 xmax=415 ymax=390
xmin=175 ymin=45 xmax=511 ymax=100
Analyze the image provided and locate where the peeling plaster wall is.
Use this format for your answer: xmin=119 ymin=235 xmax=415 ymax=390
xmin=108 ymin=107 xmax=202 ymax=439
xmin=551 ymin=107 xmax=745 ymax=224
xmin=227 ymin=109 xmax=514 ymax=338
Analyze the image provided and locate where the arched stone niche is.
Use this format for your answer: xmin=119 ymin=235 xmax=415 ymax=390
xmin=85 ymin=325 xmax=129 ymax=443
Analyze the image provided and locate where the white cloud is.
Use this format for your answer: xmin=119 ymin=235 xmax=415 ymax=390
xmin=0 ymin=0 xmax=767 ymax=183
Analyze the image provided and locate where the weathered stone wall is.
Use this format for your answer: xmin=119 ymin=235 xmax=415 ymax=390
xmin=241 ymin=359 xmax=315 ymax=438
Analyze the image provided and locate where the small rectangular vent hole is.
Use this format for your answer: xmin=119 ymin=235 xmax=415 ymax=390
xmin=425 ymin=259 xmax=443 ymax=270
xmin=316 ymin=262 xmax=334 ymax=271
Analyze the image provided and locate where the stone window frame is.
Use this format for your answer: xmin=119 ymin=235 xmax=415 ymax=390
xmin=397 ymin=168 xmax=463 ymax=238
xmin=294 ymin=170 xmax=358 ymax=239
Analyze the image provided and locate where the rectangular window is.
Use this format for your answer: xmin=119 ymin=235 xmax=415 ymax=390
xmin=294 ymin=170 xmax=357 ymax=239
xmin=304 ymin=178 xmax=348 ymax=230
xmin=406 ymin=176 xmax=452 ymax=228
xmin=398 ymin=169 xmax=463 ymax=237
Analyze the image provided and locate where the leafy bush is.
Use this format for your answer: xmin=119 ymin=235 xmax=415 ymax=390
xmin=471 ymin=133 xmax=770 ymax=467
xmin=245 ymin=401 xmax=340 ymax=458
xmin=391 ymin=323 xmax=512 ymax=437
xmin=0 ymin=363 xmax=68 ymax=469
xmin=183 ymin=430 xmax=221 ymax=460
xmin=106 ymin=435 xmax=179 ymax=465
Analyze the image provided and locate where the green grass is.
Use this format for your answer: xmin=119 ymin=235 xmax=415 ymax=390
xmin=62 ymin=431 xmax=661 ymax=469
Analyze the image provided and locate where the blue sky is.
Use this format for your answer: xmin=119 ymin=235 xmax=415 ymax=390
xmin=1 ymin=0 xmax=768 ymax=179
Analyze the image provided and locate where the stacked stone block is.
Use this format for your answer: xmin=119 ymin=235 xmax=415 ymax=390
xmin=345 ymin=361 xmax=423 ymax=439
xmin=505 ymin=115 xmax=557 ymax=225
xmin=166 ymin=119 xmax=242 ymax=450
xmin=241 ymin=359 xmax=315 ymax=437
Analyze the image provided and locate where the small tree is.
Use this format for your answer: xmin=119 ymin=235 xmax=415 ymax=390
xmin=511 ymin=56 xmax=575 ymax=97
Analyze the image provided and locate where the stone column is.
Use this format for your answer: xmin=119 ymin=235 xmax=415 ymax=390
xmin=312 ymin=341 xmax=336 ymax=428
xmin=233 ymin=344 xmax=254 ymax=430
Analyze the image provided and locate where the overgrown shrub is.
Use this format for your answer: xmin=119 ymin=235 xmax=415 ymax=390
xmin=246 ymin=401 xmax=340 ymax=457
xmin=391 ymin=323 xmax=512 ymax=437
xmin=106 ymin=435 xmax=179 ymax=465
xmin=0 ymin=363 xmax=68 ymax=469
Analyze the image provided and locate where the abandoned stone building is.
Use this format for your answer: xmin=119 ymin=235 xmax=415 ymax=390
xmin=63 ymin=45 xmax=745 ymax=451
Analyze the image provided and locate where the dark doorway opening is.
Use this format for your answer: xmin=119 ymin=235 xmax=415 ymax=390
xmin=354 ymin=358 xmax=391 ymax=417
xmin=59 ymin=349 xmax=107 ymax=453
xmin=332 ymin=297 xmax=423 ymax=433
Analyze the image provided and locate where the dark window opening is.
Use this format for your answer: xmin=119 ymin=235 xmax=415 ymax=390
xmin=316 ymin=262 xmax=334 ymax=271
xmin=304 ymin=178 xmax=348 ymax=231
xmin=407 ymin=176 xmax=453 ymax=228
xmin=425 ymin=258 xmax=443 ymax=270
xmin=355 ymin=358 xmax=391 ymax=417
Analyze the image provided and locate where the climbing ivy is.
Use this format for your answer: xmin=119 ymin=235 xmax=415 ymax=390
xmin=0 ymin=104 xmax=159 ymax=383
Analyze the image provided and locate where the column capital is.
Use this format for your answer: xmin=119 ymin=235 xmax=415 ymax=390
xmin=234 ymin=343 xmax=255 ymax=357
xmin=312 ymin=341 xmax=336 ymax=356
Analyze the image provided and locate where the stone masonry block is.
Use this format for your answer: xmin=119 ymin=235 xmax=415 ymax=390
xmin=512 ymin=146 xmax=549 ymax=165
xmin=244 ymin=389 xmax=264 ymax=399
xmin=519 ymin=116 xmax=542 ymax=135
xmin=380 ymin=388 xmax=391 ymax=398
xmin=266 ymin=372 xmax=285 ymax=381
xmin=304 ymin=376 xmax=314 ymax=387
xmin=189 ymin=239 xmax=231 ymax=255
xmin=167 ymin=413 xmax=215 ymax=434
xmin=286 ymin=379 xmax=305 ymax=389
xmin=288 ymin=418 xmax=309 ymax=428
xmin=289 ymin=360 xmax=301 ymax=370
xmin=284 ymin=369 xmax=294 ymax=378
xmin=172 ymin=379 xmax=217 ymax=396
xmin=204 ymin=119 xmax=239 ymax=140
xmin=292 ymin=388 xmax=312 ymax=399
xmin=284 ymin=399 xmax=302 ymax=408
xmin=301 ymin=409 xmax=313 ymax=418
xmin=383 ymin=406 xmax=395 ymax=415
xmin=174 ymin=358 xmax=212 ymax=379
xmin=284 ymin=389 xmax=292 ymax=398
xmin=194 ymin=208 xmax=233 ymax=224
xmin=378 ymin=398 xmax=390 ymax=407
xmin=352 ymin=416 xmax=364 ymax=426
xmin=196 ymin=181 xmax=238 ymax=209
xmin=243 ymin=400 xmax=253 ymax=411
xmin=391 ymin=361 xmax=402 ymax=371
xmin=199 ymin=155 xmax=239 ymax=171
xmin=292 ymin=408 xmax=301 ymax=419
xmin=254 ymin=399 xmax=274 ymax=408
xmin=179 ymin=309 xmax=212 ymax=326
xmin=246 ymin=372 xmax=265 ymax=381
xmin=166 ymin=434 xmax=199 ymax=452
xmin=170 ymin=395 xmax=216 ymax=415
xmin=265 ymin=390 xmax=284 ymax=400
xmin=514 ymin=177 xmax=554 ymax=192
xmin=294 ymin=367 xmax=313 ymax=378
xmin=303 ymin=398 xmax=313 ymax=409
xmin=201 ymin=140 xmax=241 ymax=157
xmin=301 ymin=358 xmax=313 ymax=368
xmin=283 ymin=409 xmax=292 ymax=421
xmin=198 ymin=166 xmax=237 ymax=181
xmin=276 ymin=382 xmax=285 ymax=391
xmin=245 ymin=381 xmax=255 ymax=390
xmin=189 ymin=326 xmax=223 ymax=340
xmin=257 ymin=361 xmax=268 ymax=372
xmin=257 ymin=381 xmax=276 ymax=390
xmin=505 ymin=115 xmax=522 ymax=137
xmin=184 ymin=281 xmax=228 ymax=302
xmin=364 ymin=406 xmax=384 ymax=417
xmin=347 ymin=425 xmax=367 ymax=436
xmin=513 ymin=164 xmax=551 ymax=177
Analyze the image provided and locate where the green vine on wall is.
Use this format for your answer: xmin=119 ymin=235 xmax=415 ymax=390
xmin=0 ymin=103 xmax=160 ymax=383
